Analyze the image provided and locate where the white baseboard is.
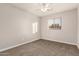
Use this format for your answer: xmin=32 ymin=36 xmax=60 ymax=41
xmin=0 ymin=37 xmax=78 ymax=52
xmin=41 ymin=37 xmax=77 ymax=46
xmin=0 ymin=38 xmax=39 ymax=52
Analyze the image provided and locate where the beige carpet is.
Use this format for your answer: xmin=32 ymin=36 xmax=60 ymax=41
xmin=1 ymin=39 xmax=79 ymax=56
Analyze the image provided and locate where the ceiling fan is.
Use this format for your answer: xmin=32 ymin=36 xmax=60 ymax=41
xmin=36 ymin=3 xmax=53 ymax=12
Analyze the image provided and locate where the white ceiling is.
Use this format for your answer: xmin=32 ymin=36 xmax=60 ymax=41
xmin=11 ymin=3 xmax=78 ymax=17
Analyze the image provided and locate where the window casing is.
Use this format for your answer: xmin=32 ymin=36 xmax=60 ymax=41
xmin=48 ymin=17 xmax=62 ymax=30
xmin=32 ymin=22 xmax=38 ymax=34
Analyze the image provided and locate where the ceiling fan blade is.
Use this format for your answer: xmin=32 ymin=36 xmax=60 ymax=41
xmin=47 ymin=8 xmax=53 ymax=11
xmin=35 ymin=9 xmax=41 ymax=11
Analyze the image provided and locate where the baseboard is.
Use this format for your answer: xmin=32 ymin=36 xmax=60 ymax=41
xmin=0 ymin=37 xmax=78 ymax=52
xmin=41 ymin=37 xmax=77 ymax=46
xmin=0 ymin=38 xmax=39 ymax=52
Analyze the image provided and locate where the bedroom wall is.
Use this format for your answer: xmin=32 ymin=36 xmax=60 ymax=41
xmin=0 ymin=4 xmax=40 ymax=51
xmin=41 ymin=9 xmax=77 ymax=45
xmin=77 ymin=7 xmax=79 ymax=48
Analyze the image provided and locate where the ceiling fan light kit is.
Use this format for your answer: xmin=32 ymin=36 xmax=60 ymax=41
xmin=40 ymin=3 xmax=50 ymax=12
xmin=41 ymin=8 xmax=48 ymax=12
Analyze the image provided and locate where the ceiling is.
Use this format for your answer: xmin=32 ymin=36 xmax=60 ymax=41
xmin=11 ymin=3 xmax=78 ymax=17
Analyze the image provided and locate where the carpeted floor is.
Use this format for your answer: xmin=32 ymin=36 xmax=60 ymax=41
xmin=0 ymin=39 xmax=79 ymax=56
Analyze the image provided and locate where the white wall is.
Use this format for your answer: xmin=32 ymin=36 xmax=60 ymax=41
xmin=77 ymin=7 xmax=79 ymax=47
xmin=0 ymin=4 xmax=40 ymax=51
xmin=41 ymin=9 xmax=77 ymax=45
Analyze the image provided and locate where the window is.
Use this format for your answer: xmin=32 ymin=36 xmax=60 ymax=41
xmin=48 ymin=17 xmax=62 ymax=30
xmin=32 ymin=22 xmax=38 ymax=34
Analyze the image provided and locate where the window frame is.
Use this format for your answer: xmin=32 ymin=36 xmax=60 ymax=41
xmin=48 ymin=17 xmax=62 ymax=30
xmin=32 ymin=22 xmax=38 ymax=34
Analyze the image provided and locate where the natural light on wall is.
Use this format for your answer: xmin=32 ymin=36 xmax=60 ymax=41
xmin=32 ymin=22 xmax=38 ymax=34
